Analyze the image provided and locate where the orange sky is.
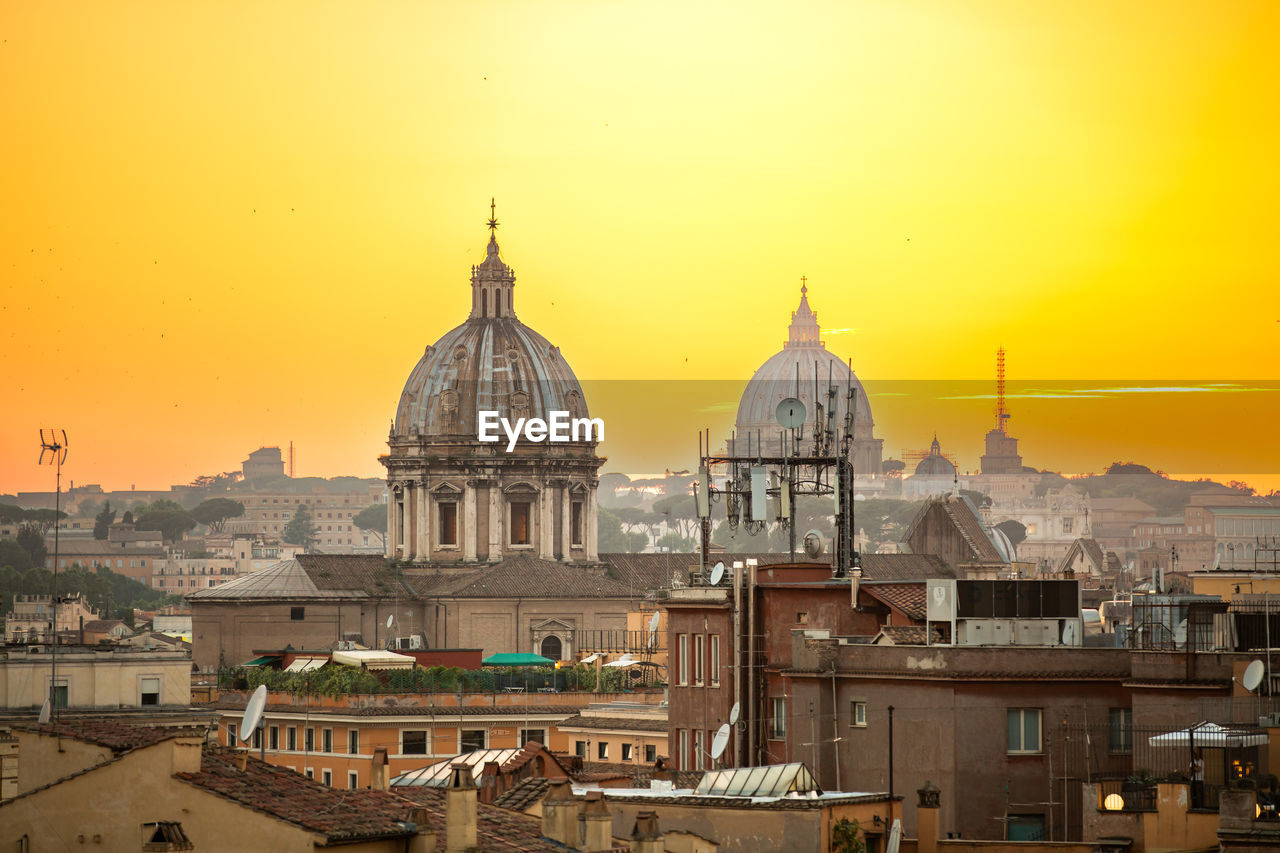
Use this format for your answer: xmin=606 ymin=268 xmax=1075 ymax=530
xmin=3 ymin=1 xmax=1278 ymax=496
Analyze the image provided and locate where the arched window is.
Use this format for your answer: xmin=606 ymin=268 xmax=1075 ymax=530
xmin=481 ymin=290 xmax=487 ymax=318
xmin=541 ymin=635 xmax=562 ymax=661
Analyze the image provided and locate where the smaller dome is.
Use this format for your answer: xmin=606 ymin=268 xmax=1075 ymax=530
xmin=914 ymin=435 xmax=956 ymax=477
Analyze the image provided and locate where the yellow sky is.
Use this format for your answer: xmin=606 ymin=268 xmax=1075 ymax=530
xmin=3 ymin=1 xmax=1278 ymax=494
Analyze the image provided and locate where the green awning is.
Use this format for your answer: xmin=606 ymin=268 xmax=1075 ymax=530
xmin=240 ymin=655 xmax=279 ymax=667
xmin=481 ymin=653 xmax=555 ymax=667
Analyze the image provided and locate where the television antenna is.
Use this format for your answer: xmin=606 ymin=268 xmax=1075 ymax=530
xmin=38 ymin=429 xmax=68 ymax=724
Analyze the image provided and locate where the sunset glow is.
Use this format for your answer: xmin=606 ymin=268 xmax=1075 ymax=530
xmin=3 ymin=1 xmax=1278 ymax=493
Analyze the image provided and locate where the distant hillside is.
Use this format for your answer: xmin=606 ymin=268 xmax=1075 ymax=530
xmin=1037 ymin=463 xmax=1260 ymax=516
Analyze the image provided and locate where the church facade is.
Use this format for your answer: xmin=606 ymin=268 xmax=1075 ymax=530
xmin=381 ymin=212 xmax=603 ymax=567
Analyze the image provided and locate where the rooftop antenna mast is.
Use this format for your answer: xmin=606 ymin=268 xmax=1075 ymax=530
xmin=38 ymin=429 xmax=69 ymax=725
xmin=995 ymin=347 xmax=1009 ymax=434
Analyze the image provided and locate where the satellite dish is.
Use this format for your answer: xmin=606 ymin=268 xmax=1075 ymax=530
xmin=710 ymin=562 xmax=725 ymax=585
xmin=386 ymin=613 xmax=395 ymax=629
xmin=1173 ymin=619 xmax=1187 ymax=646
xmin=241 ymin=684 xmax=268 ymax=743
xmin=1061 ymin=621 xmax=1078 ymax=646
xmin=775 ymin=397 xmax=807 ymax=430
xmin=803 ymin=530 xmax=825 ymax=560
xmin=648 ymin=610 xmax=661 ymax=633
xmin=1212 ymin=553 xmax=1222 ymax=571
xmin=729 ymin=702 xmax=740 ymax=726
xmin=1244 ymin=659 xmax=1266 ymax=692
xmin=38 ymin=699 xmax=51 ymax=724
xmin=710 ymin=724 xmax=731 ymax=760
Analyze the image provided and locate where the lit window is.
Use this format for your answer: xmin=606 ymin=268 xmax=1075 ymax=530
xmin=510 ymin=502 xmax=531 ymax=546
xmin=1007 ymin=709 xmax=1041 ymax=754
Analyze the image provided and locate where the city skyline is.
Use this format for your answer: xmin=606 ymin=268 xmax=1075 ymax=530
xmin=4 ymin=1 xmax=1278 ymax=494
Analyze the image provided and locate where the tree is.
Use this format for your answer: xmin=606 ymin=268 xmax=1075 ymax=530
xmin=121 ymin=510 xmax=134 ymax=524
xmin=16 ymin=525 xmax=47 ymax=568
xmin=655 ymin=531 xmax=696 ymax=552
xmin=353 ymin=504 xmax=387 ymax=547
xmin=283 ymin=504 xmax=318 ymax=551
xmin=994 ymin=519 xmax=1028 ymax=548
xmin=597 ymin=507 xmax=646 ymax=553
xmin=830 ymin=818 xmax=866 ymax=853
xmin=134 ymin=509 xmax=197 ymax=543
xmin=0 ymin=540 xmax=33 ymax=572
xmin=0 ymin=503 xmax=25 ymax=525
xmin=23 ymin=508 xmax=65 ymax=534
xmin=653 ymin=494 xmax=699 ymax=540
xmin=190 ymin=498 xmax=245 ymax=533
xmin=93 ymin=501 xmax=116 ymax=540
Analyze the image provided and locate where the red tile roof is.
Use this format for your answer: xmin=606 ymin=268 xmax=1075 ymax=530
xmin=861 ymin=583 xmax=927 ymax=622
xmin=175 ymin=748 xmax=416 ymax=843
xmin=16 ymin=720 xmax=202 ymax=753
xmin=394 ymin=786 xmax=571 ymax=852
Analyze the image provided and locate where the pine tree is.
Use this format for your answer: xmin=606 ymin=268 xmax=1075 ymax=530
xmin=283 ymin=504 xmax=318 ymax=552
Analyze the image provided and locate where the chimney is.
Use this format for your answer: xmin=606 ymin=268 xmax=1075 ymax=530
xmin=371 ymin=747 xmax=390 ymax=791
xmin=478 ymin=760 xmax=500 ymax=804
xmin=445 ymin=763 xmax=478 ymax=853
xmin=406 ymin=806 xmax=437 ymax=853
xmin=579 ymin=790 xmax=613 ymax=852
xmin=235 ymin=750 xmax=248 ymax=772
xmin=916 ymin=781 xmax=941 ymax=853
xmin=630 ymin=810 xmax=663 ymax=853
xmin=541 ymin=779 xmax=578 ymax=846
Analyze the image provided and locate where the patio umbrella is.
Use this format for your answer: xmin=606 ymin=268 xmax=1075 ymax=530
xmin=481 ymin=653 xmax=555 ymax=667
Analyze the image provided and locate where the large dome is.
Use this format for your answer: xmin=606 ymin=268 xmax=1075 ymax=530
xmin=734 ymin=284 xmax=875 ymax=445
xmin=393 ymin=224 xmax=588 ymax=439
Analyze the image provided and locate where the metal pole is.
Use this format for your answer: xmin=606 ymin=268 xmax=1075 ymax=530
xmin=747 ymin=560 xmax=756 ymax=766
xmin=888 ymin=704 xmax=895 ymax=801
xmin=51 ymin=454 xmax=60 ymax=722
xmin=733 ymin=559 xmax=743 ymax=767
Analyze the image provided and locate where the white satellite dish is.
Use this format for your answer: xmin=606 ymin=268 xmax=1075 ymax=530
xmin=386 ymin=613 xmax=395 ymax=629
xmin=775 ymin=397 xmax=807 ymax=430
xmin=729 ymin=702 xmax=741 ymax=726
xmin=1244 ymin=659 xmax=1266 ymax=693
xmin=710 ymin=723 xmax=731 ymax=760
xmin=38 ymin=699 xmax=51 ymax=725
xmin=1212 ymin=552 xmax=1222 ymax=571
xmin=709 ymin=562 xmax=725 ymax=585
xmin=803 ymin=530 xmax=825 ymax=559
xmin=240 ymin=684 xmax=268 ymax=743
xmin=1061 ymin=621 xmax=1078 ymax=646
xmin=648 ymin=611 xmax=661 ymax=633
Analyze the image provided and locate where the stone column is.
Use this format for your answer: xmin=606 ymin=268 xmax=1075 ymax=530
xmin=385 ymin=492 xmax=396 ymax=560
xmin=416 ymin=481 xmax=430 ymax=561
xmin=404 ymin=485 xmax=417 ymax=561
xmin=586 ymin=485 xmax=599 ymax=561
xmin=539 ymin=488 xmax=554 ymax=560
xmin=463 ymin=485 xmax=477 ymax=562
xmin=488 ymin=484 xmax=503 ymax=563
xmin=560 ymin=484 xmax=571 ymax=562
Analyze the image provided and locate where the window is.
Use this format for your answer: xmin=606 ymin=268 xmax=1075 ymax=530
xmin=322 ymin=729 xmax=333 ymax=753
xmin=678 ymin=729 xmax=689 ymax=770
xmin=1109 ymin=708 xmax=1133 ymax=754
xmin=575 ymin=740 xmax=587 ymax=758
xmin=51 ymin=681 xmax=68 ymax=708
xmin=227 ymin=723 xmax=238 ymax=744
xmin=678 ymin=634 xmax=689 ymax=686
xmin=797 ymin=611 xmax=809 ymax=625
xmin=348 ymin=770 xmax=360 ymax=789
xmin=709 ymin=635 xmax=720 ymax=685
xmin=287 ymin=727 xmax=297 ymax=751
xmin=140 ymin=676 xmax=160 ymax=706
xmin=622 ymin=743 xmax=632 ymax=761
xmin=851 ymin=701 xmax=868 ymax=727
xmin=402 ymin=731 xmax=428 ymax=755
xmin=305 ymin=768 xmax=314 ymax=779
xmin=1007 ymin=709 xmax=1042 ymax=754
xmin=439 ymin=502 xmax=458 ymax=546
xmin=321 ymin=769 xmax=332 ymax=786
xmin=252 ymin=728 xmax=263 ymax=749
xmin=769 ymin=697 xmax=787 ymax=739
xmin=694 ymin=634 xmax=705 ymax=685
xmin=269 ymin=726 xmax=280 ymax=750
xmin=571 ymin=501 xmax=583 ymax=546
xmin=510 ymin=502 xmax=531 ymax=545
xmin=598 ymin=741 xmax=609 ymax=760
xmin=460 ymin=730 xmax=486 ymax=753
xmin=304 ymin=728 xmax=315 ymax=752
xmin=520 ymin=729 xmax=546 ymax=747
xmin=645 ymin=744 xmax=656 ymax=763
xmin=694 ymin=730 xmax=705 ymax=771
xmin=348 ymin=730 xmax=359 ymax=755
xmin=290 ymin=606 xmax=305 ymax=621
xmin=1063 ymin=518 xmax=1074 ymax=534
xmin=541 ymin=635 xmax=562 ymax=660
